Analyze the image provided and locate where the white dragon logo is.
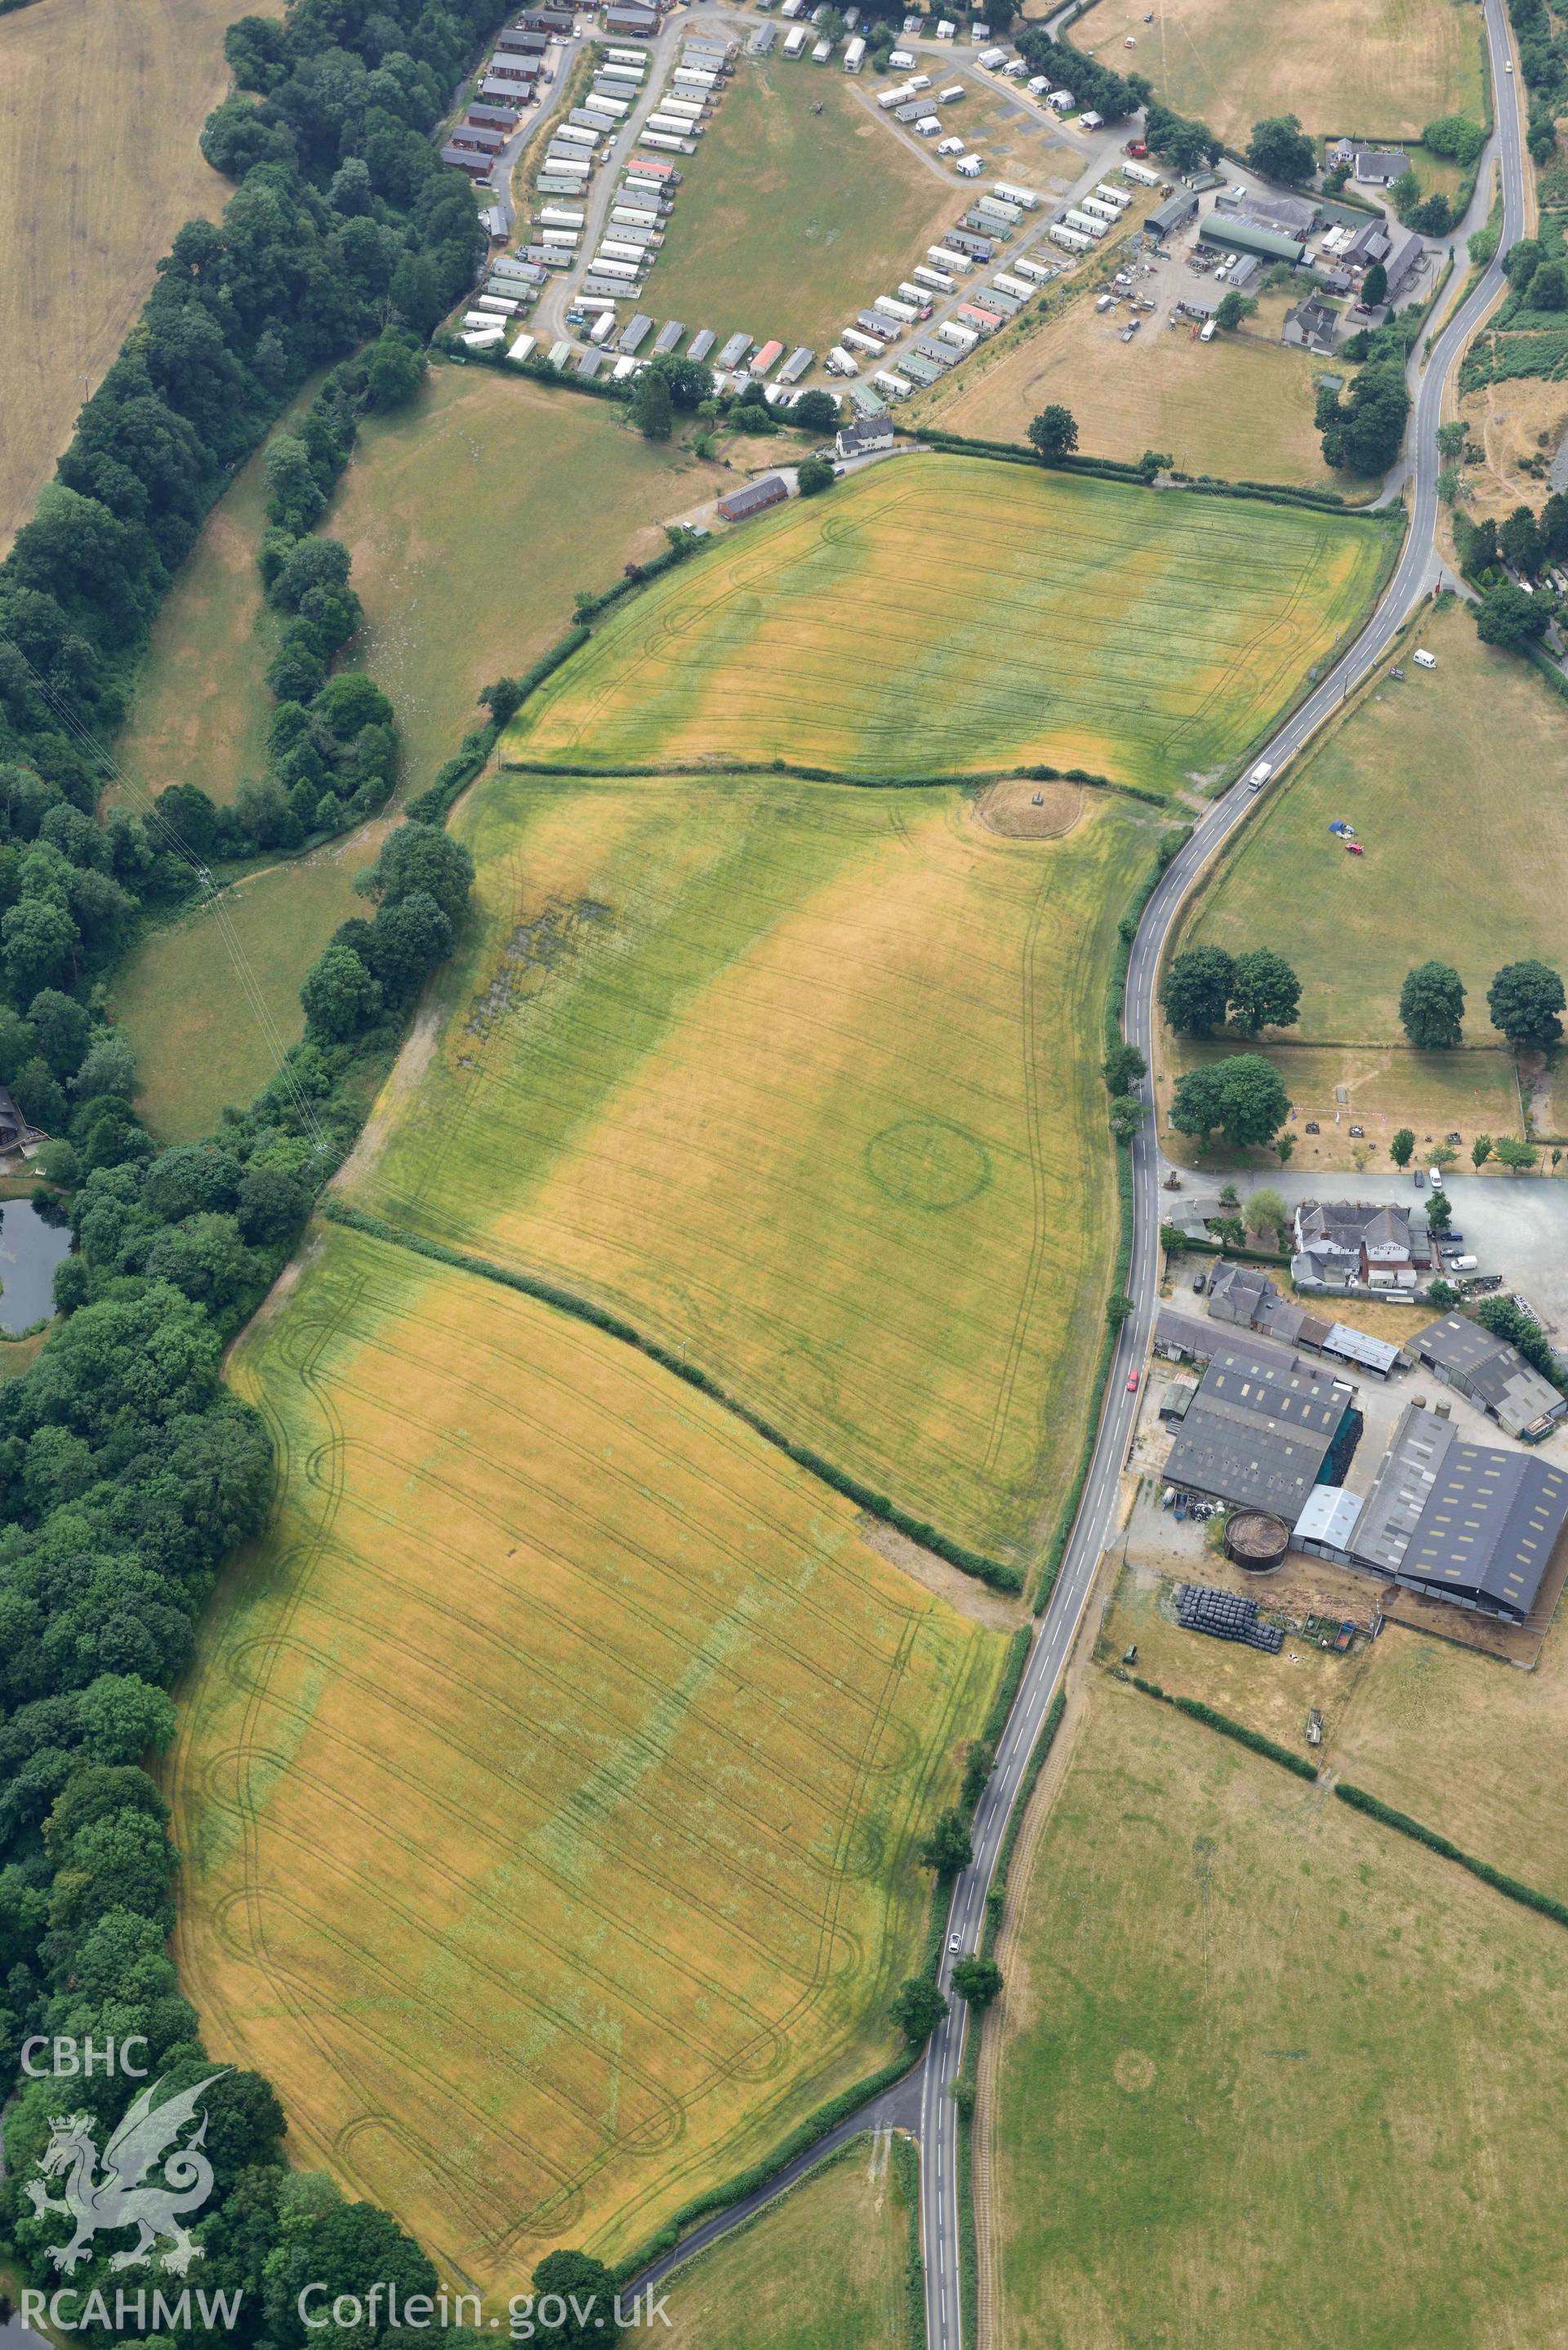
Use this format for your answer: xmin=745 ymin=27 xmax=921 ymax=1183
xmin=24 ymin=2072 xmax=228 ymax=2276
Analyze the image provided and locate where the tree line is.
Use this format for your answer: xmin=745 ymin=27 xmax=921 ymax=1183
xmin=0 ymin=0 xmax=626 ymax=2335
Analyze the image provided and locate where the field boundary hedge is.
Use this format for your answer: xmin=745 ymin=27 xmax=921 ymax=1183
xmin=1127 ymin=1674 xmax=1320 ymax=1778
xmin=321 ymin=1199 xmax=1026 ymax=1592
xmin=503 ymin=751 xmax=1165 ymax=806
xmin=1333 ymin=1782 xmax=1568 ymax=1928
xmin=615 ymin=2057 xmax=917 ymax=2284
xmin=904 ymin=425 xmax=1376 ymax=515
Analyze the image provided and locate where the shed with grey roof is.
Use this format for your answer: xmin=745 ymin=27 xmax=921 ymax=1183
xmin=1162 ymin=1345 xmax=1361 ymax=1520
xmin=1147 ymin=188 xmax=1198 ymax=239
xmin=1410 ymin=1315 xmax=1566 ymax=1442
xmin=1347 ymin=1402 xmax=1568 ymax=1618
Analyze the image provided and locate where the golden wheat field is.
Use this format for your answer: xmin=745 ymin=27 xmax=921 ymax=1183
xmin=345 ymin=772 xmax=1157 ymax=1567
xmin=170 ymin=1223 xmax=1003 ymax=2286
xmin=504 ymin=457 xmax=1390 ymax=793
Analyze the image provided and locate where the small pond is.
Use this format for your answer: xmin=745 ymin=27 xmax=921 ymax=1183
xmin=0 ymin=1197 xmax=71 ymax=1334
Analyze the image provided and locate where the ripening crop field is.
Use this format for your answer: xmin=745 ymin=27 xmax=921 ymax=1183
xmin=346 ymin=770 xmax=1156 ymax=1567
xmin=505 ymin=459 xmax=1388 ymax=794
xmin=171 ymin=1223 xmax=1002 ymax=2288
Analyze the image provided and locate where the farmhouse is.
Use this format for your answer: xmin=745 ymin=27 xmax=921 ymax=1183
xmin=1282 ymin=294 xmax=1340 ymax=355
xmin=1409 ymin=1314 xmax=1567 ymax=1443
xmin=1292 ymin=1199 xmax=1416 ymax=1288
xmin=1205 ymin=1260 xmax=1402 ymax=1376
xmin=1328 ymin=1402 xmax=1568 ymax=1620
xmin=1335 ymin=143 xmax=1407 ymax=186
xmin=837 ymin=416 xmax=893 ymax=458
xmin=1162 ymin=1344 xmax=1361 ymax=1520
xmin=717 ymin=475 xmax=791 ymax=523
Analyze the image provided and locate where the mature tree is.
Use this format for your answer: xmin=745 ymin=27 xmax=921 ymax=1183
xmin=1495 ymin=1135 xmax=1540 ymax=1172
xmin=651 ymin=354 xmax=712 ymax=409
xmin=1390 ymin=1127 xmax=1416 ymax=1167
xmin=26 ymin=988 xmax=91 ymax=1078
xmin=73 ymin=1033 xmax=136 ymax=1102
xmin=1227 ymin=947 xmax=1300 ymax=1037
xmin=1361 ymin=261 xmax=1388 ymax=307
xmin=921 ymin=1808 xmax=973 ymax=1876
xmin=1104 ymin=1039 xmax=1147 ymax=1093
xmin=1505 ymin=236 xmax=1544 ymax=289
xmin=1160 ymin=945 xmax=1235 ymax=1036
xmin=1437 ymin=419 xmax=1468 ymax=463
xmin=262 ymin=435 xmax=326 ymax=535
xmin=1107 ymin=1290 xmax=1135 ymax=1326
xmin=1423 ymin=112 xmax=1487 ymax=165
xmin=1410 ymin=193 xmax=1454 ymax=236
xmin=1499 ymin=504 xmax=1544 ymax=573
xmin=890 ymin=1977 xmax=949 ymax=2044
xmin=235 ymin=1163 xmax=311 ymax=1245
xmin=1390 ymin=167 xmax=1422 ymax=220
xmin=1428 ymin=1276 xmax=1461 ymax=1306
xmin=796 ymin=453 xmax=835 ymax=497
xmin=2 ymin=897 xmax=77 ymax=999
xmin=365 ymin=329 xmax=426 ymax=412
xmin=1169 ymin=1055 xmax=1290 ymax=1153
xmin=1430 ymin=1143 xmax=1459 ymax=1171
xmin=357 ymin=822 xmax=474 ymax=926
xmin=1246 ymin=114 xmax=1316 ymax=181
xmin=1244 ymin=1184 xmax=1289 ymax=1241
xmin=1488 ymin=958 xmax=1566 ymax=1047
xmin=1399 ymin=960 xmax=1465 ymax=1049
xmin=1530 ymin=258 xmax=1568 ymax=311
xmin=530 ymin=2252 xmax=623 ymax=2348
xmin=792 ymin=389 xmax=840 ymax=434
xmin=1476 ymin=582 xmax=1550 ymax=651
xmin=1542 ymin=489 xmax=1568 ymax=563
xmin=301 ymin=941 xmax=381 ymax=1041
xmin=143 ymin=1139 xmax=243 ymax=1221
xmin=1319 ymin=357 xmax=1410 ymax=475
xmin=1109 ymin=1094 xmax=1145 ymax=1140
xmin=1425 ymin=1187 xmax=1454 ymax=1232
xmin=631 ymin=366 xmax=675 ymax=441
xmin=952 ymin=1955 xmax=1004 ymax=2008
xmin=77 ymin=1674 xmax=178 ymax=1765
xmin=1471 ymin=1133 xmax=1494 ymax=1170
xmin=1027 ymin=404 xmax=1078 ymax=459
xmin=144 ymin=1212 xmax=261 ymax=1312
xmin=1160 ymin=1220 xmax=1188 ymax=1258
xmin=1215 ymin=290 xmax=1258 ymax=332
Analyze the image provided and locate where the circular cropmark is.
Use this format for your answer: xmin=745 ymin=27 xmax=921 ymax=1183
xmin=1114 ymin=2049 xmax=1156 ymax=2094
xmin=865 ymin=1117 xmax=991 ymax=1212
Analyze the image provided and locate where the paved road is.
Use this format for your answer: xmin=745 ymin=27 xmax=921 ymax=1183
xmin=919 ymin=7 xmax=1526 ymax=2347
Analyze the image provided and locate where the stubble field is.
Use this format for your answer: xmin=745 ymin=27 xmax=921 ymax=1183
xmin=1062 ymin=0 xmax=1483 ymax=145
xmin=0 ymin=0 xmax=274 ymax=550
xmin=991 ymin=1688 xmax=1568 ymax=2347
xmin=171 ymin=1224 xmax=1001 ymax=2286
xmin=506 ymin=458 xmax=1389 ymax=792
xmin=347 ymin=769 xmax=1153 ymax=1567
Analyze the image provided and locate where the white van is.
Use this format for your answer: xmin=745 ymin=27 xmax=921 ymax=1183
xmin=1428 ymin=1166 xmax=1446 ymax=1189
xmin=1247 ymin=760 xmax=1272 ymax=792
xmin=1414 ymin=648 xmax=1437 ymax=669
xmin=1199 ymin=319 xmax=1216 ymax=341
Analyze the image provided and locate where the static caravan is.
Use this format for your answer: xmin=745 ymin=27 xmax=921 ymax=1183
xmin=1012 ymin=255 xmax=1054 ymax=283
xmin=590 ymin=311 xmax=617 ymax=345
xmin=751 ymin=337 xmax=786 ymax=374
xmin=554 ymin=123 xmax=599 ymax=148
xmin=782 ymin=23 xmax=808 ymax=53
xmin=913 ymin=264 xmax=955 ymax=292
xmin=1080 ymin=197 xmax=1120 ymax=223
xmin=843 ymin=34 xmax=866 ymax=68
xmin=939 ymin=82 xmax=964 ymax=99
xmin=1123 ymin=158 xmax=1163 ymax=188
xmin=590 ymin=257 xmax=640 ymax=280
xmin=507 ymin=332 xmax=538 ymax=363
xmin=840 ymin=326 xmax=886 ymax=355
xmin=1049 ymin=222 xmax=1091 ymax=252
xmin=647 ymin=114 xmax=702 ymax=135
xmin=638 ymin=131 xmax=692 ymax=151
xmin=896 ymin=281 xmax=933 ymax=310
xmin=992 ymin=181 xmax=1039 ymax=210
xmin=716 ymin=331 xmax=753 ymax=367
xmin=612 ymin=203 xmax=660 ymax=225
xmin=872 ymin=295 xmax=919 ymax=324
xmin=826 ymin=346 xmax=860 ymax=374
xmin=778 ymin=344 xmax=815 ymax=382
xmin=597 ymin=240 xmax=647 ymax=261
xmin=547 ymin=337 xmax=572 ymax=368
xmin=606 ymin=46 xmax=648 ymax=64
xmin=991 ymin=270 xmax=1031 ymax=299
xmin=1094 ymin=181 xmax=1132 ymax=209
xmin=929 ymin=242 xmax=974 ymax=270
xmin=936 ymin=319 xmax=978 ymax=350
xmin=673 ymin=67 xmax=717 ymax=88
xmin=977 ymin=197 xmax=1022 ymax=224
xmin=1064 ymin=207 xmax=1108 ymax=239
xmin=872 ymin=369 xmax=912 ymax=397
xmin=877 ymin=80 xmax=918 ymax=108
xmin=474 ymin=294 xmax=520 ymax=314
xmin=540 ymin=228 xmax=580 ymax=246
xmin=537 ymin=205 xmax=585 ymax=227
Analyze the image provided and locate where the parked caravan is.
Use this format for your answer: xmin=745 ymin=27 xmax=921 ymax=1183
xmin=844 ymin=33 xmax=866 ymax=67
xmin=956 ymin=154 xmax=982 ymax=176
xmin=1049 ymin=222 xmax=1091 ymax=251
xmin=1047 ymin=87 xmax=1072 ymax=109
xmin=782 ymin=24 xmax=808 ymax=54
xmin=590 ymin=310 xmax=617 ymax=344
xmin=507 ymin=332 xmax=538 ymax=363
xmin=991 ymin=181 xmax=1039 ymax=209
xmin=939 ymin=82 xmax=964 ymax=99
xmin=751 ymin=337 xmax=786 ymax=374
xmin=812 ymin=37 xmax=832 ymax=59
xmin=991 ymin=271 xmax=1031 ymax=298
xmin=842 ymin=326 xmax=887 ymax=354
xmin=873 ymin=369 xmax=912 ymax=397
xmin=826 ymin=345 xmax=860 ymax=374
xmin=1064 ymin=207 xmax=1108 ymax=239
xmin=1122 ymin=158 xmax=1163 ymax=187
xmin=1094 ymin=181 xmax=1132 ymax=208
xmin=936 ymin=319 xmax=978 ymax=349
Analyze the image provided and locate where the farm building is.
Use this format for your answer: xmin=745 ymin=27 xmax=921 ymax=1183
xmin=1205 ymin=1261 xmax=1402 ymax=1378
xmin=1162 ymin=1345 xmax=1361 ymax=1520
xmin=1281 ymin=294 xmax=1340 ymax=355
xmin=1292 ymin=1201 xmax=1417 ymax=1288
xmin=1147 ymin=188 xmax=1198 ymax=240
xmin=836 ymin=415 xmax=893 ymax=458
xmin=717 ymin=475 xmax=790 ymax=523
xmin=1408 ymin=1316 xmax=1567 ymax=1444
xmin=1217 ymin=190 xmax=1319 ymax=236
xmin=1335 ymin=1402 xmax=1568 ymax=1619
xmin=1198 ymin=216 xmax=1305 ymax=265
xmin=1382 ymin=230 xmax=1426 ymax=300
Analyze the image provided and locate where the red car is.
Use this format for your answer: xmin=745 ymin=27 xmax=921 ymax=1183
xmin=1125 ymin=138 xmax=1147 ymax=155
xmin=1126 ymin=1368 xmax=1141 ymax=1393
xmin=1344 ymin=841 xmax=1365 ymax=855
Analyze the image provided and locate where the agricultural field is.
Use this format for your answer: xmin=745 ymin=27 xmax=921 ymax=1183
xmin=640 ymin=60 xmax=956 ymax=353
xmin=662 ymin=2133 xmax=917 ymax=2348
xmin=1062 ymin=0 xmax=1483 ymax=147
xmin=990 ymin=1688 xmax=1568 ymax=2348
xmin=506 ymin=457 xmax=1389 ymax=792
xmin=1169 ymin=599 xmax=1568 ymax=1129
xmin=0 ymin=0 xmax=273 ymax=551
xmin=347 ymin=769 xmax=1155 ymax=1567
xmin=170 ymin=1224 xmax=1002 ymax=2286
xmin=928 ymin=290 xmax=1358 ymax=493
xmin=109 ymin=824 xmax=387 ymax=1139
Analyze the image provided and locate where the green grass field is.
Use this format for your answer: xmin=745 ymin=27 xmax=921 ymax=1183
xmin=171 ymin=1224 xmax=1000 ymax=2285
xmin=506 ymin=459 xmax=1389 ymax=792
xmin=109 ymin=825 xmax=387 ymax=1139
xmin=992 ymin=1688 xmax=1568 ymax=2348
xmin=662 ymin=2133 xmax=917 ymax=2347
xmin=1183 ymin=603 xmax=1568 ymax=1042
xmin=638 ymin=59 xmax=957 ymax=354
xmin=346 ymin=770 xmax=1153 ymax=1567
